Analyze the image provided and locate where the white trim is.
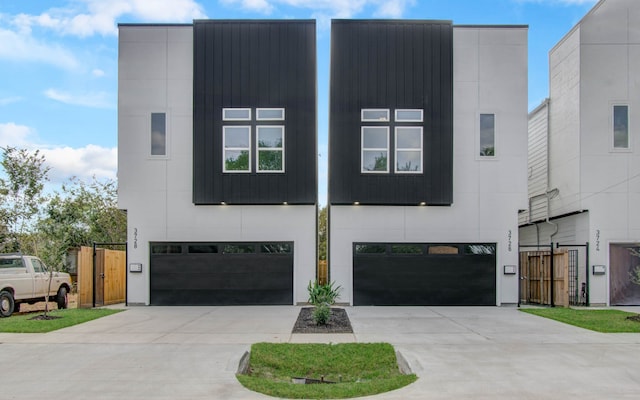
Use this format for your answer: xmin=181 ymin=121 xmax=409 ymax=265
xmin=222 ymin=108 xmax=252 ymax=121
xmin=394 ymin=126 xmax=423 ymax=174
xmin=256 ymin=108 xmax=285 ymax=121
xmin=256 ymin=125 xmax=285 ymax=173
xmin=361 ymin=109 xmax=390 ymax=122
xmin=223 ymin=125 xmax=252 ymax=173
xmin=361 ymin=126 xmax=390 ymax=173
xmin=395 ymin=109 xmax=423 ymax=122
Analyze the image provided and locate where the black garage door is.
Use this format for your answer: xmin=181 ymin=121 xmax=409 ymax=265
xmin=353 ymin=243 xmax=496 ymax=306
xmin=150 ymin=242 xmax=293 ymax=305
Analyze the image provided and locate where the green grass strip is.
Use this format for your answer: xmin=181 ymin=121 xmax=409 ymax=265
xmin=0 ymin=308 xmax=124 ymax=333
xmin=237 ymin=342 xmax=417 ymax=399
xmin=520 ymin=308 xmax=640 ymax=333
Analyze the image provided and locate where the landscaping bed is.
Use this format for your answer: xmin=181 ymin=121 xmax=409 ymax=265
xmin=292 ymin=307 xmax=353 ymax=334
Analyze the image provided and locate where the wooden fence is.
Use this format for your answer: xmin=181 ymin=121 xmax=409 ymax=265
xmin=519 ymin=250 xmax=569 ymax=307
xmin=75 ymin=246 xmax=126 ymax=308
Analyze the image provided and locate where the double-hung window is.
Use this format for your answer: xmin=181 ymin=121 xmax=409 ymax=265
xmin=361 ymin=108 xmax=423 ymax=174
xmin=223 ymin=107 xmax=285 ymax=173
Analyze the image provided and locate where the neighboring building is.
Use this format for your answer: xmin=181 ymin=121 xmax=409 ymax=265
xmin=328 ymin=20 xmax=528 ymax=305
xmin=519 ymin=0 xmax=640 ymax=306
xmin=118 ymin=21 xmax=317 ymax=305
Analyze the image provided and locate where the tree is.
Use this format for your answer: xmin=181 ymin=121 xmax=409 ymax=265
xmin=0 ymin=147 xmax=50 ymax=253
xmin=38 ymin=177 xmax=126 ymax=270
xmin=318 ymin=206 xmax=327 ymax=261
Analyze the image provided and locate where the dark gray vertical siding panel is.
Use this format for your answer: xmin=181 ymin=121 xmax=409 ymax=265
xmin=193 ymin=20 xmax=317 ymax=204
xmin=329 ymin=20 xmax=453 ymax=206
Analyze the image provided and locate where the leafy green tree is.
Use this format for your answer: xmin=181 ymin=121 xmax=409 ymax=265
xmin=38 ymin=177 xmax=126 ymax=269
xmin=225 ymin=151 xmax=250 ymax=171
xmin=0 ymin=147 xmax=50 ymax=253
xmin=318 ymin=206 xmax=327 ymax=261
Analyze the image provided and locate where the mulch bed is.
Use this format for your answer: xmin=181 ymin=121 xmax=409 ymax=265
xmin=626 ymin=314 xmax=640 ymax=323
xmin=292 ymin=307 xmax=353 ymax=334
xmin=28 ymin=315 xmax=62 ymax=321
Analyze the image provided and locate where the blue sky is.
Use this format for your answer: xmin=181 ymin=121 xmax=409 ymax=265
xmin=0 ymin=0 xmax=598 ymax=204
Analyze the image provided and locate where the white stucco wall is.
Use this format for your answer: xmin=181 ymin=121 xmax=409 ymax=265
xmin=330 ymin=26 xmax=528 ymax=305
xmin=118 ymin=25 xmax=316 ymax=305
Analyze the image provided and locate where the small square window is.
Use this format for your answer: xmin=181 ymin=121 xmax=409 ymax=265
xmin=361 ymin=127 xmax=389 ymax=173
xmin=257 ymin=126 xmax=284 ymax=172
xmin=613 ymin=105 xmax=629 ymax=149
xmin=223 ymin=126 xmax=251 ymax=172
xmin=480 ymin=114 xmax=495 ymax=157
xmin=222 ymin=108 xmax=251 ymax=121
xmin=361 ymin=109 xmax=390 ymax=122
xmin=395 ymin=109 xmax=423 ymax=122
xmin=256 ymin=108 xmax=285 ymax=121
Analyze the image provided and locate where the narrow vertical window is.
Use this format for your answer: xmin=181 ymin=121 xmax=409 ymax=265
xmin=480 ymin=114 xmax=495 ymax=157
xmin=613 ymin=105 xmax=629 ymax=149
xmin=257 ymin=126 xmax=284 ymax=172
xmin=395 ymin=127 xmax=422 ymax=173
xmin=362 ymin=127 xmax=389 ymax=173
xmin=223 ymin=126 xmax=251 ymax=172
xmin=151 ymin=112 xmax=166 ymax=156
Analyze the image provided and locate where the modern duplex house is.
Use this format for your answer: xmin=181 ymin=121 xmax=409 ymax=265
xmin=118 ymin=20 xmax=317 ymax=305
xmin=328 ymin=20 xmax=529 ymax=305
xmin=519 ymin=0 xmax=640 ymax=306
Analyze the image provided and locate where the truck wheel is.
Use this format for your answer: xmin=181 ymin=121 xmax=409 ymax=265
xmin=0 ymin=290 xmax=15 ymax=317
xmin=13 ymin=302 xmax=20 ymax=313
xmin=56 ymin=287 xmax=68 ymax=310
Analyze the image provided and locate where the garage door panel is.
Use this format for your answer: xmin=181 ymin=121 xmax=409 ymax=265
xmin=354 ymin=243 xmax=496 ymax=306
xmin=150 ymin=242 xmax=293 ymax=305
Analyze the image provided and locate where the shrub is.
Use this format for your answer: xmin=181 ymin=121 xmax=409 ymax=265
xmin=307 ymin=280 xmax=342 ymax=325
xmin=312 ymin=303 xmax=331 ymax=325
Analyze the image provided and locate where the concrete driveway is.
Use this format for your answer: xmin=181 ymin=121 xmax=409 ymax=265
xmin=1 ymin=306 xmax=639 ymax=399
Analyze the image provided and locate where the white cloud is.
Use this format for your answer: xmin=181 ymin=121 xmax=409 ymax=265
xmin=44 ymin=88 xmax=114 ymax=109
xmin=92 ymin=68 xmax=105 ymax=77
xmin=0 ymin=123 xmax=35 ymax=148
xmin=12 ymin=0 xmax=207 ymax=37
xmin=0 ymin=27 xmax=79 ymax=69
xmin=515 ymin=0 xmax=597 ymax=5
xmin=0 ymin=97 xmax=23 ymax=106
xmin=222 ymin=0 xmax=415 ymax=18
xmin=41 ymin=145 xmax=117 ymax=182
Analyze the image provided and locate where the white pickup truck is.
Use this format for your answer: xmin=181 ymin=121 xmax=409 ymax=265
xmin=0 ymin=253 xmax=72 ymax=317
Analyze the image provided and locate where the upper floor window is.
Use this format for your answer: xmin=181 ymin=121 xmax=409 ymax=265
xmin=395 ymin=127 xmax=422 ymax=173
xmin=151 ymin=112 xmax=167 ymax=156
xmin=223 ymin=126 xmax=251 ymax=172
xmin=223 ymin=108 xmax=285 ymax=173
xmin=362 ymin=109 xmax=390 ymax=122
xmin=613 ymin=105 xmax=629 ymax=149
xmin=361 ymin=108 xmax=423 ymax=174
xmin=256 ymin=108 xmax=285 ymax=121
xmin=257 ymin=126 xmax=284 ymax=172
xmin=479 ymin=113 xmax=495 ymax=157
xmin=223 ymin=108 xmax=251 ymax=121
xmin=361 ymin=126 xmax=389 ymax=173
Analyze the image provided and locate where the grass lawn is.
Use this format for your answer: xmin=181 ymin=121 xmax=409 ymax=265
xmin=520 ymin=308 xmax=640 ymax=333
xmin=237 ymin=342 xmax=417 ymax=399
xmin=0 ymin=308 xmax=124 ymax=333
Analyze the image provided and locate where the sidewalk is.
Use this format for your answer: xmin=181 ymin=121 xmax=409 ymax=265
xmin=1 ymin=306 xmax=639 ymax=399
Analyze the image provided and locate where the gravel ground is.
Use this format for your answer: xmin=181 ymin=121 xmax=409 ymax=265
xmin=292 ymin=307 xmax=353 ymax=333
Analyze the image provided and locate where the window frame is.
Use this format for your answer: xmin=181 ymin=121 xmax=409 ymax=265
xmin=256 ymin=108 xmax=285 ymax=121
xmin=394 ymin=126 xmax=423 ymax=174
xmin=361 ymin=126 xmax=390 ymax=173
xmin=478 ymin=112 xmax=497 ymax=159
xmin=223 ymin=125 xmax=252 ymax=173
xmin=612 ymin=104 xmax=631 ymax=151
xmin=222 ymin=108 xmax=252 ymax=121
xmin=150 ymin=111 xmax=169 ymax=158
xmin=361 ymin=109 xmax=390 ymax=122
xmin=256 ymin=125 xmax=285 ymax=173
xmin=395 ymin=109 xmax=424 ymax=123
